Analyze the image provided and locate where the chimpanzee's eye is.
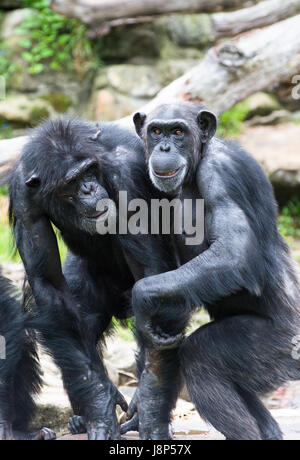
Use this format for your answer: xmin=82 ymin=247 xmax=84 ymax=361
xmin=153 ymin=128 xmax=162 ymax=136
xmin=174 ymin=128 xmax=183 ymax=136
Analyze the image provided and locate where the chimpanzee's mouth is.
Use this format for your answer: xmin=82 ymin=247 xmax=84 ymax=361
xmin=87 ymin=206 xmax=109 ymax=219
xmin=153 ymin=167 xmax=182 ymax=178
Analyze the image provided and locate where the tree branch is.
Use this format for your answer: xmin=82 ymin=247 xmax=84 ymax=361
xmin=212 ymin=0 xmax=300 ymax=38
xmin=50 ymin=0 xmax=260 ymax=25
xmin=119 ymin=14 xmax=300 ymax=124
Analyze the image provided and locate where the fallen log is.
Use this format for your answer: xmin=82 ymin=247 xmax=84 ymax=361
xmin=212 ymin=0 xmax=300 ymax=38
xmin=50 ymin=0 xmax=260 ymax=25
xmin=119 ymin=14 xmax=300 ymax=123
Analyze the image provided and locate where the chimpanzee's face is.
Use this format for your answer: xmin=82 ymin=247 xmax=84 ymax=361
xmin=134 ymin=104 xmax=217 ymax=194
xmin=25 ymin=158 xmax=115 ymax=235
xmin=145 ymin=119 xmax=192 ymax=193
xmin=55 ymin=160 xmax=115 ymax=235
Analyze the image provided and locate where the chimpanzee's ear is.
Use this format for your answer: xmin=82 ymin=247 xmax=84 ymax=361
xmin=133 ymin=112 xmax=147 ymax=137
xmin=25 ymin=174 xmax=41 ymax=188
xmin=197 ymin=110 xmax=217 ymax=143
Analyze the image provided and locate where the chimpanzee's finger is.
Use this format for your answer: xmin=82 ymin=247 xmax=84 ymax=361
xmin=127 ymin=390 xmax=138 ymax=420
xmin=116 ymin=390 xmax=129 ymax=413
xmin=120 ymin=414 xmax=139 ymax=435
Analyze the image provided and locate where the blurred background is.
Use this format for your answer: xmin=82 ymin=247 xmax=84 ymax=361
xmin=0 ymin=0 xmax=299 ymax=439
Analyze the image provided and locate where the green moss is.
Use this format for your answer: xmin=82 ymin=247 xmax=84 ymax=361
xmin=41 ymin=93 xmax=73 ymax=113
xmin=217 ymin=101 xmax=250 ymax=137
xmin=0 ymin=122 xmax=13 ymax=139
xmin=278 ymin=197 xmax=300 ymax=239
xmin=29 ymin=106 xmax=51 ymax=123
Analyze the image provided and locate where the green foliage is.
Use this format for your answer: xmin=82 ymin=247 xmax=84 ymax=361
xmin=217 ymin=101 xmax=250 ymax=138
xmin=19 ymin=0 xmax=97 ymax=76
xmin=0 ymin=186 xmax=8 ymax=196
xmin=0 ymin=40 xmax=15 ymax=82
xmin=0 ymin=122 xmax=13 ymax=140
xmin=109 ymin=317 xmax=135 ymax=341
xmin=278 ymin=197 xmax=300 ymax=239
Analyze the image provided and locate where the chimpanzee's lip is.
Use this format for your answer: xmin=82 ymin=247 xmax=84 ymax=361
xmin=153 ymin=166 xmax=182 ymax=178
xmin=86 ymin=207 xmax=109 ymax=219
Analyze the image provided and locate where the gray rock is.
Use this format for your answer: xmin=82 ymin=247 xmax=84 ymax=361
xmin=88 ymin=60 xmax=199 ymax=121
xmin=245 ymin=92 xmax=281 ymax=119
xmin=0 ymin=8 xmax=36 ymax=42
xmin=239 ymin=124 xmax=300 ymax=193
xmin=159 ymin=14 xmax=214 ymax=48
xmin=86 ymin=87 xmax=147 ymax=121
xmin=100 ymin=17 xmax=206 ymax=62
xmin=103 ymin=64 xmax=164 ymax=99
xmin=0 ymin=94 xmax=55 ymax=124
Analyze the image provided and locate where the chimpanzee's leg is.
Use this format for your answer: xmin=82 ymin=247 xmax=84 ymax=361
xmin=236 ymin=388 xmax=283 ymax=440
xmin=180 ymin=315 xmax=292 ymax=440
xmin=61 ymin=254 xmax=128 ymax=439
xmin=0 ymin=276 xmax=55 ymax=440
xmin=121 ymin=329 xmax=182 ymax=440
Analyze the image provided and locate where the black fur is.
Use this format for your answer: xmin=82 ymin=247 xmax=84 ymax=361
xmin=0 ymin=274 xmax=54 ymax=440
xmin=9 ymin=118 xmax=178 ymax=440
xmin=133 ymin=102 xmax=300 ymax=440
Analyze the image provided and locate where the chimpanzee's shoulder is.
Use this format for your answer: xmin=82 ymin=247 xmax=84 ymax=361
xmin=197 ymin=137 xmax=273 ymax=202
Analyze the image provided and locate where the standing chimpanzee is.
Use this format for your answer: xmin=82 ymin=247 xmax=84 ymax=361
xmin=0 ymin=273 xmax=56 ymax=440
xmin=9 ymin=118 xmax=179 ymax=440
xmin=132 ymin=102 xmax=300 ymax=440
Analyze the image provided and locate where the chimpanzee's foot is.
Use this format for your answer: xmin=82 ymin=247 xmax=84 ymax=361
xmin=14 ymin=427 xmax=56 ymax=440
xmin=68 ymin=415 xmax=87 ymax=435
xmin=83 ymin=383 xmax=128 ymax=440
xmin=121 ymin=371 xmax=173 ymax=440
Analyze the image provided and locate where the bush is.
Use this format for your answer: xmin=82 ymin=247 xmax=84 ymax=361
xmin=18 ymin=0 xmax=97 ymax=76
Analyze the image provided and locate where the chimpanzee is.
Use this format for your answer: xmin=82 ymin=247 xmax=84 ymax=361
xmin=132 ymin=102 xmax=300 ymax=440
xmin=0 ymin=273 xmax=56 ymax=440
xmin=9 ymin=118 xmax=179 ymax=440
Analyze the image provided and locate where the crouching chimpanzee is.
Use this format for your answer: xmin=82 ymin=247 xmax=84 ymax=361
xmin=132 ymin=102 xmax=300 ymax=440
xmin=0 ymin=273 xmax=56 ymax=440
xmin=9 ymin=118 xmax=179 ymax=440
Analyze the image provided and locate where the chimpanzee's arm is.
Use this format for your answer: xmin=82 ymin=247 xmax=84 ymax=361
xmin=133 ymin=163 xmax=265 ymax=343
xmin=14 ymin=216 xmax=127 ymax=439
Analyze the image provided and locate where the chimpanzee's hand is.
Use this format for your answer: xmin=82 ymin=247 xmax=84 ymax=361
xmin=132 ymin=277 xmax=185 ymax=350
xmin=120 ymin=369 xmax=173 ymax=440
xmin=84 ymin=381 xmax=128 ymax=440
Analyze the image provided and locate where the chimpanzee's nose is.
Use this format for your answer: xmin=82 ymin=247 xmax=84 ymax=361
xmin=81 ymin=183 xmax=94 ymax=194
xmin=160 ymin=143 xmax=171 ymax=152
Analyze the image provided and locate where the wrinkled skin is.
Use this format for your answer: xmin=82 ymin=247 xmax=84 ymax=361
xmin=121 ymin=370 xmax=173 ymax=440
xmin=85 ymin=382 xmax=128 ymax=440
xmin=69 ymin=366 xmax=174 ymax=441
xmin=69 ymin=382 xmax=128 ymax=440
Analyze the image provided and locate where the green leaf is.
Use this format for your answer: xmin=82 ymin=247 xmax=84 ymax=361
xmin=22 ymin=51 xmax=34 ymax=62
xmin=29 ymin=63 xmax=44 ymax=74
